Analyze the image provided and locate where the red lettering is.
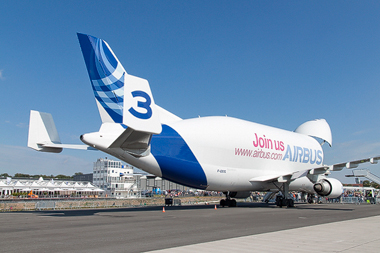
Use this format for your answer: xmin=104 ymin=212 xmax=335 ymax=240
xmin=253 ymin=133 xmax=259 ymax=147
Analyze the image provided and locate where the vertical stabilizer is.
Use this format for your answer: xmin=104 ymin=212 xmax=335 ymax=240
xmin=77 ymin=33 xmax=125 ymax=123
xmin=77 ymin=33 xmax=162 ymax=134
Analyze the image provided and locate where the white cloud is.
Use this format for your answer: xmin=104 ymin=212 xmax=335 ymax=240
xmin=16 ymin=122 xmax=27 ymax=128
xmin=0 ymin=69 xmax=4 ymax=80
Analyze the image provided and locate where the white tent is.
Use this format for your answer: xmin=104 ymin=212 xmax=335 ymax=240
xmin=0 ymin=178 xmax=103 ymax=197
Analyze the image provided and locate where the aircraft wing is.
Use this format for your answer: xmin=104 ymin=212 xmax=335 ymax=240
xmin=301 ymin=156 xmax=380 ymax=184
xmin=249 ymin=171 xmax=304 ymax=183
xmin=249 ymin=155 xmax=380 ymax=184
xmin=312 ymin=156 xmax=380 ymax=173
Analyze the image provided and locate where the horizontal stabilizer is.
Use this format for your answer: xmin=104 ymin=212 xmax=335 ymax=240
xmin=28 ymin=110 xmax=95 ymax=152
xmin=41 ymin=143 xmax=96 ymax=151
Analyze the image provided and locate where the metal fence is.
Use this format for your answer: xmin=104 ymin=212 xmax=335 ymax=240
xmin=2 ymin=195 xmax=379 ymax=211
xmin=0 ymin=196 xmax=220 ymax=211
xmin=35 ymin=201 xmax=56 ymax=210
xmin=340 ymin=197 xmax=379 ymax=204
xmin=0 ymin=199 xmax=146 ymax=211
xmin=1 ymin=199 xmax=160 ymax=211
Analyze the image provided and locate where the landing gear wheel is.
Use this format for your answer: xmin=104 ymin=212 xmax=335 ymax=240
xmin=229 ymin=199 xmax=237 ymax=207
xmin=275 ymin=195 xmax=284 ymax=207
xmin=219 ymin=198 xmax=237 ymax=207
xmin=220 ymin=192 xmax=238 ymax=207
xmin=275 ymin=196 xmax=294 ymax=208
xmin=286 ymin=199 xmax=294 ymax=208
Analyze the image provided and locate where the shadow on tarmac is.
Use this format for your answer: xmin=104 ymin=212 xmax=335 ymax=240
xmin=36 ymin=202 xmax=354 ymax=217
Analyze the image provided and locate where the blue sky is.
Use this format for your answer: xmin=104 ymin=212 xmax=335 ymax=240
xmin=1 ymin=1 xmax=380 ymax=183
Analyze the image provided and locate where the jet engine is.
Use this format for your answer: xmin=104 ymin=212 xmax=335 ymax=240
xmin=313 ymin=178 xmax=343 ymax=198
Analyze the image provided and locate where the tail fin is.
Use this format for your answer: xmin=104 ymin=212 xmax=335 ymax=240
xmin=77 ymin=33 xmax=161 ymax=134
xmin=28 ymin=110 xmax=62 ymax=153
xmin=77 ymin=33 xmax=125 ymax=124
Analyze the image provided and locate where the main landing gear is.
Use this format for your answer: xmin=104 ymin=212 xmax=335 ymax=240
xmin=275 ymin=195 xmax=294 ymax=208
xmin=273 ymin=181 xmax=295 ymax=208
xmin=220 ymin=192 xmax=237 ymax=207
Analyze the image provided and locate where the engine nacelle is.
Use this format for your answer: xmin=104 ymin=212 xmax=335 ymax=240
xmin=228 ymin=191 xmax=251 ymax=199
xmin=313 ymin=178 xmax=343 ymax=198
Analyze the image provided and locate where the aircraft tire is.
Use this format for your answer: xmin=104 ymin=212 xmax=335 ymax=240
xmin=275 ymin=195 xmax=283 ymax=207
xmin=287 ymin=199 xmax=294 ymax=208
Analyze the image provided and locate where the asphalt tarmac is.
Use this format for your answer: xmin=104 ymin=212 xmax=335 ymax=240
xmin=1 ymin=202 xmax=380 ymax=252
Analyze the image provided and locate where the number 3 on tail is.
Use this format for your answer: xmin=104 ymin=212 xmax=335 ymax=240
xmin=128 ymin=90 xmax=153 ymax=120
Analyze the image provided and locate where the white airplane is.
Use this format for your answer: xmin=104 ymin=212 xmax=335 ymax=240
xmin=28 ymin=33 xmax=380 ymax=207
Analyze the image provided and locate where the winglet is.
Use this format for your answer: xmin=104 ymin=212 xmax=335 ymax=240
xmin=28 ymin=110 xmax=63 ymax=153
xmin=28 ymin=110 xmax=97 ymax=152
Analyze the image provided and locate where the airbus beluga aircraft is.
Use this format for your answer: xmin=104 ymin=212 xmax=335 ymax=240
xmin=28 ymin=33 xmax=380 ymax=207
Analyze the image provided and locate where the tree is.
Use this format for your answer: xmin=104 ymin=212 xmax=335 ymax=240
xmin=362 ymin=180 xmax=380 ymax=189
xmin=55 ymin=174 xmax=73 ymax=179
xmin=14 ymin=173 xmax=31 ymax=178
xmin=363 ymin=180 xmax=371 ymax=187
xmin=12 ymin=173 xmax=73 ymax=179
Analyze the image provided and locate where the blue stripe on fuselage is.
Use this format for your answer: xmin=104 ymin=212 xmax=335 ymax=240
xmin=151 ymin=125 xmax=208 ymax=189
